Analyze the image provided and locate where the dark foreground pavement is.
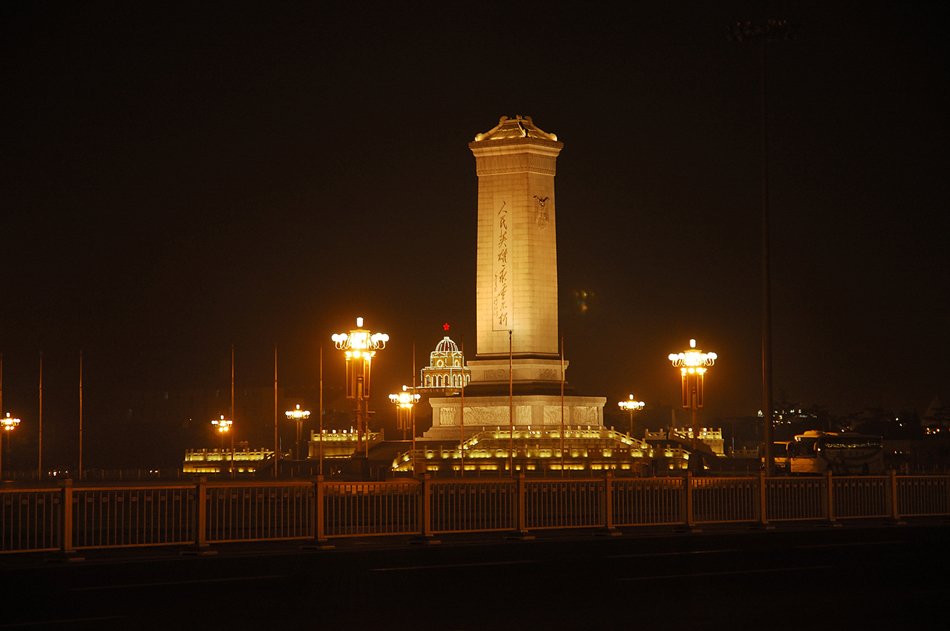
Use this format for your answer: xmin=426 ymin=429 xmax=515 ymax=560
xmin=2 ymin=520 xmax=948 ymax=630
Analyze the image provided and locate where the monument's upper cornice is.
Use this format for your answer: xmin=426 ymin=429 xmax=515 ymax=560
xmin=473 ymin=115 xmax=558 ymax=143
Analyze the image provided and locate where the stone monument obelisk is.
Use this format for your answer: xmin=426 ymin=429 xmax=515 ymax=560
xmin=424 ymin=116 xmax=605 ymax=440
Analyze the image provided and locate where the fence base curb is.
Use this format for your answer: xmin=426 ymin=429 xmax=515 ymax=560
xmin=595 ymin=529 xmax=623 ymax=537
xmin=674 ymin=526 xmax=703 ymax=534
xmin=45 ymin=552 xmax=85 ymax=563
xmin=505 ymin=533 xmax=535 ymax=541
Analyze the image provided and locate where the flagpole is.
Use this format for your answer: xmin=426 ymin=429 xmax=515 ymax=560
xmin=230 ymin=344 xmax=235 ymax=478
xmin=38 ymin=351 xmax=43 ymax=480
xmin=560 ymin=335 xmax=565 ymax=477
xmin=319 ymin=344 xmax=324 ymax=476
xmin=79 ymin=350 xmax=83 ymax=480
xmin=508 ymin=330 xmax=513 ymax=477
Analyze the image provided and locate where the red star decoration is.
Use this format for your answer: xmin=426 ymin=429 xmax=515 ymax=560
xmin=443 ymin=323 xmax=450 ymax=331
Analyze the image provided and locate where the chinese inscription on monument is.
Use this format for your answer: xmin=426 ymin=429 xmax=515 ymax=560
xmin=493 ymin=200 xmax=509 ymax=330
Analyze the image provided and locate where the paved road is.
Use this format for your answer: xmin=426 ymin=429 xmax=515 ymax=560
xmin=2 ymin=522 xmax=948 ymax=630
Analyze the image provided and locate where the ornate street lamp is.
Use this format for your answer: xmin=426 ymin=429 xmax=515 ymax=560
xmin=618 ymin=396 xmax=645 ymax=437
xmin=332 ymin=317 xmax=388 ymax=458
xmin=390 ymin=385 xmax=421 ymax=474
xmin=389 ymin=387 xmax=420 ymax=438
xmin=212 ymin=415 xmax=234 ymax=476
xmin=0 ymin=413 xmax=21 ymax=480
xmin=669 ymin=339 xmax=717 ymax=452
xmin=285 ymin=405 xmax=311 ymax=461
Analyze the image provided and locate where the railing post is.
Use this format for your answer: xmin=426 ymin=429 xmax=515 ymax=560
xmin=684 ymin=472 xmax=694 ymax=528
xmin=888 ymin=470 xmax=904 ymax=524
xmin=315 ymin=475 xmax=326 ymax=542
xmin=758 ymin=471 xmax=769 ymax=526
xmin=421 ymin=474 xmax=433 ymax=538
xmin=196 ymin=476 xmax=207 ymax=547
xmin=61 ymin=478 xmax=74 ymax=554
xmin=517 ymin=473 xmax=529 ymax=535
xmin=604 ymin=473 xmax=614 ymax=531
xmin=823 ymin=470 xmax=836 ymax=525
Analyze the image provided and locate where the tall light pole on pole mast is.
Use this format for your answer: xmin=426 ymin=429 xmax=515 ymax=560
xmin=729 ymin=19 xmax=794 ymax=476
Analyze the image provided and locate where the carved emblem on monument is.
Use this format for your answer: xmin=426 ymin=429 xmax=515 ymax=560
xmin=533 ymin=195 xmax=549 ymax=229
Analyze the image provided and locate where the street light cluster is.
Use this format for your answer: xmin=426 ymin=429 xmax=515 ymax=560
xmin=332 ymin=317 xmax=389 ymax=357
xmin=618 ymin=396 xmax=645 ymax=437
xmin=0 ymin=413 xmax=22 ymax=479
xmin=669 ymin=339 xmax=717 ymax=452
xmin=389 ymin=387 xmax=421 ymax=411
xmin=333 ymin=317 xmax=389 ymax=458
xmin=285 ymin=405 xmax=311 ymax=461
xmin=668 ymin=339 xmax=718 ymax=370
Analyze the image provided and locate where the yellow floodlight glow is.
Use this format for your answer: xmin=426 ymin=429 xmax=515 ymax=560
xmin=332 ymin=318 xmax=389 ymax=352
xmin=212 ymin=415 xmax=232 ymax=433
xmin=285 ymin=404 xmax=311 ymax=421
xmin=389 ymin=385 xmax=421 ymax=409
xmin=618 ymin=395 xmax=645 ymax=412
xmin=1 ymin=413 xmax=21 ymax=431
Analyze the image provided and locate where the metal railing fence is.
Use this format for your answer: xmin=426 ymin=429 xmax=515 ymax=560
xmin=612 ymin=477 xmax=683 ymax=526
xmin=73 ymin=484 xmax=194 ymax=549
xmin=691 ymin=477 xmax=759 ymax=523
xmin=0 ymin=487 xmax=62 ymax=552
xmin=3 ymin=472 xmax=950 ymax=554
xmin=524 ymin=479 xmax=602 ymax=530
xmin=322 ymin=480 xmax=419 ymax=537
xmin=766 ymin=476 xmax=824 ymax=521
xmin=898 ymin=475 xmax=950 ymax=516
xmin=206 ymin=482 xmax=312 ymax=543
xmin=430 ymin=480 xmax=514 ymax=533
xmin=832 ymin=476 xmax=889 ymax=519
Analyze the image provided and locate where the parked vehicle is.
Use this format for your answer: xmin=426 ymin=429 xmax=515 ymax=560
xmin=786 ymin=430 xmax=884 ymax=475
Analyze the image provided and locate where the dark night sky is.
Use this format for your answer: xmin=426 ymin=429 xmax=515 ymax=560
xmin=2 ymin=2 xmax=948 ymax=467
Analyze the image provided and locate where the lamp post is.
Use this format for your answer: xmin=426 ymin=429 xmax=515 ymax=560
xmin=390 ymin=386 xmax=420 ymax=472
xmin=212 ymin=415 xmax=233 ymax=476
xmin=332 ymin=317 xmax=388 ymax=459
xmin=618 ymin=396 xmax=645 ymax=437
xmin=285 ymin=405 xmax=311 ymax=461
xmin=389 ymin=387 xmax=419 ymax=440
xmin=1 ymin=413 xmax=21 ymax=480
xmin=729 ymin=19 xmax=794 ymax=477
xmin=669 ymin=339 xmax=717 ymax=452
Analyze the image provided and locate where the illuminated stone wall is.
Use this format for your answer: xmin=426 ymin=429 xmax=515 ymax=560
xmin=425 ymin=394 xmax=606 ymax=440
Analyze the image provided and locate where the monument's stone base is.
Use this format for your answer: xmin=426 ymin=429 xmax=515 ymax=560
xmin=465 ymin=358 xmax=568 ymax=384
xmin=422 ymin=393 xmax=607 ymax=441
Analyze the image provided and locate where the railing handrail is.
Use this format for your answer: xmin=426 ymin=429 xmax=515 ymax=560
xmin=4 ymin=473 xmax=950 ymax=555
